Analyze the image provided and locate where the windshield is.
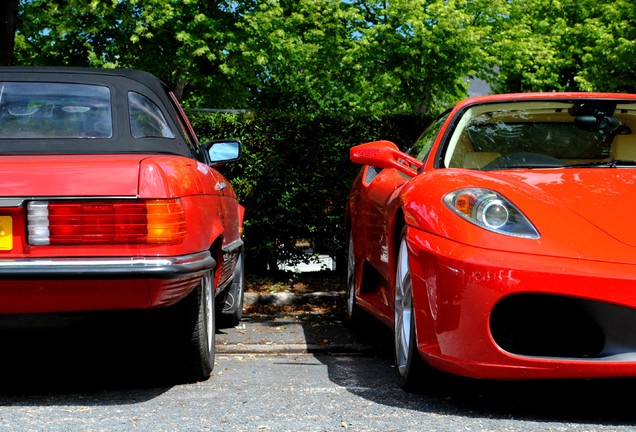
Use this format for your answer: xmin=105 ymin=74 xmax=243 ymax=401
xmin=443 ymin=100 xmax=636 ymax=170
xmin=0 ymin=82 xmax=112 ymax=139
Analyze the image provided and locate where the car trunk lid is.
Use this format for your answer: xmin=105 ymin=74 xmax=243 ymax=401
xmin=0 ymin=154 xmax=144 ymax=197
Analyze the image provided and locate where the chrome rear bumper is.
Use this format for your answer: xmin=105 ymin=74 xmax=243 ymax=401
xmin=0 ymin=251 xmax=215 ymax=278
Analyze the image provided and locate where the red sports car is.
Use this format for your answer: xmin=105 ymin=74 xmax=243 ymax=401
xmin=346 ymin=92 xmax=636 ymax=390
xmin=0 ymin=67 xmax=244 ymax=381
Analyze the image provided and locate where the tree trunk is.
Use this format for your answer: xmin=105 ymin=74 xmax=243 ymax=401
xmin=0 ymin=0 xmax=19 ymax=66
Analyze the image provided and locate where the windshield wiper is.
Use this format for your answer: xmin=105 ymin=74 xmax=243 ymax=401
xmin=483 ymin=164 xmax=565 ymax=171
xmin=567 ymin=160 xmax=636 ymax=168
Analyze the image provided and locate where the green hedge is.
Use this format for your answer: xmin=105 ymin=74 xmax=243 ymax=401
xmin=189 ymin=110 xmax=431 ymax=274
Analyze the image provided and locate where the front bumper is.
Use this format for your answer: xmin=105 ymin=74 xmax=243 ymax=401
xmin=0 ymin=251 xmax=215 ymax=314
xmin=407 ymin=227 xmax=636 ymax=380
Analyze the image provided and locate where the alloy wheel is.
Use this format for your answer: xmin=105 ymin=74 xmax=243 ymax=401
xmin=394 ymin=237 xmax=413 ymax=377
xmin=346 ymin=231 xmax=356 ymax=320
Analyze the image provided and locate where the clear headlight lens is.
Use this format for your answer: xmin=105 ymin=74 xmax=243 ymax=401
xmin=444 ymin=188 xmax=540 ymax=239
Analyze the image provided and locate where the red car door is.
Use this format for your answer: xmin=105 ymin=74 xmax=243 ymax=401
xmin=351 ymin=165 xmax=409 ymax=321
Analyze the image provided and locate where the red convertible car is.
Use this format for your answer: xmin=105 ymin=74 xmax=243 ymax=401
xmin=0 ymin=67 xmax=244 ymax=381
xmin=346 ymin=92 xmax=636 ymax=390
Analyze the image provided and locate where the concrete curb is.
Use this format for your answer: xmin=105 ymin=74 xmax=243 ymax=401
xmin=243 ymin=291 xmax=345 ymax=307
xmin=216 ymin=343 xmax=380 ymax=355
xmin=217 ymin=291 xmax=390 ymax=355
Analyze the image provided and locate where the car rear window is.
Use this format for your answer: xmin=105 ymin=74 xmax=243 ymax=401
xmin=0 ymin=82 xmax=112 ymax=139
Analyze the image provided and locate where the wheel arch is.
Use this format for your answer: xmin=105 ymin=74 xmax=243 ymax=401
xmin=392 ymin=209 xmax=407 ymax=259
xmin=209 ymin=235 xmax=224 ymax=293
xmin=393 ymin=208 xmax=440 ymax=361
xmin=388 ymin=209 xmax=407 ymax=314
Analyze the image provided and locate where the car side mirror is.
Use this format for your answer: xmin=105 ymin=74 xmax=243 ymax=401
xmin=205 ymin=140 xmax=242 ymax=164
xmin=350 ymin=140 xmax=422 ymax=176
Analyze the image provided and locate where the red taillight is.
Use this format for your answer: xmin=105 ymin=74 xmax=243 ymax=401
xmin=27 ymin=199 xmax=187 ymax=245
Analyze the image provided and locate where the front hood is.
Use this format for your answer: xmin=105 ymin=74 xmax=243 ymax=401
xmin=495 ymin=169 xmax=636 ymax=247
xmin=402 ymin=168 xmax=636 ymax=263
xmin=0 ymin=155 xmax=144 ymax=197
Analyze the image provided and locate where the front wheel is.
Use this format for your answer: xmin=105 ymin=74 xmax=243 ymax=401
xmin=394 ymin=232 xmax=428 ymax=391
xmin=346 ymin=230 xmax=359 ymax=325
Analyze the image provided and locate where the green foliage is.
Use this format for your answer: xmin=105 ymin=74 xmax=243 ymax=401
xmin=13 ymin=0 xmax=636 ymax=104
xmin=14 ymin=0 xmax=248 ymax=106
xmin=228 ymin=0 xmax=508 ymax=114
xmin=190 ymin=110 xmax=430 ymax=273
xmin=13 ymin=0 xmax=509 ymax=113
xmin=226 ymin=0 xmax=364 ymax=112
xmin=349 ymin=0 xmax=507 ymax=113
xmin=489 ymin=0 xmax=636 ymax=93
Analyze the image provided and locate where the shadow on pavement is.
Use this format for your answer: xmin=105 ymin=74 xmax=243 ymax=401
xmin=310 ymin=309 xmax=636 ymax=426
xmin=231 ymin=271 xmax=636 ymax=425
xmin=0 ymin=311 xmax=177 ymax=403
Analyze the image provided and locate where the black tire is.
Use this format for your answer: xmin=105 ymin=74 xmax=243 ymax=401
xmin=394 ymin=232 xmax=429 ymax=391
xmin=346 ymin=230 xmax=361 ymax=327
xmin=169 ymin=270 xmax=216 ymax=382
xmin=217 ymin=248 xmax=245 ymax=329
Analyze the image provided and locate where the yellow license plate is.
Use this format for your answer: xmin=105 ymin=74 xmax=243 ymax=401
xmin=0 ymin=216 xmax=12 ymax=250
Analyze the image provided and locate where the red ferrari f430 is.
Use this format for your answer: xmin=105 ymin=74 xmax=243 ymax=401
xmin=347 ymin=92 xmax=636 ymax=390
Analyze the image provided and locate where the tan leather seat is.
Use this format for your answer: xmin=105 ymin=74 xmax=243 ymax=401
xmin=611 ymin=135 xmax=636 ymax=160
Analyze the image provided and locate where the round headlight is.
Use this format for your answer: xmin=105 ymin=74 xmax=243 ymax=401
xmin=478 ymin=199 xmax=509 ymax=228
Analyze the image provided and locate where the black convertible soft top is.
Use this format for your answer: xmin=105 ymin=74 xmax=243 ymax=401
xmin=0 ymin=67 xmax=199 ymax=158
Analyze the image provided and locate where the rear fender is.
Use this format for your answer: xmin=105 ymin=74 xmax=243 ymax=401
xmin=138 ymin=155 xmax=213 ymax=198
